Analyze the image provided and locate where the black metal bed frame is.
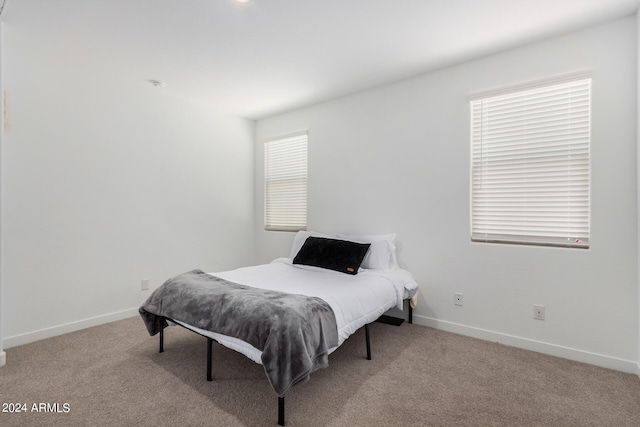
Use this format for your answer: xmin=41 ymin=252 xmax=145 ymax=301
xmin=157 ymin=302 xmax=413 ymax=425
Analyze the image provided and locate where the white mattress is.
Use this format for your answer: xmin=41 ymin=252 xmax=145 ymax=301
xmin=174 ymin=257 xmax=418 ymax=365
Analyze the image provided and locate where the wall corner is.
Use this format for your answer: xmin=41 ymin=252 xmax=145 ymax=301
xmin=636 ymin=7 xmax=640 ymax=373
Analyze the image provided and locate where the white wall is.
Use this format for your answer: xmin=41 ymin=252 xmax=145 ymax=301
xmin=256 ymin=17 xmax=639 ymax=372
xmin=1 ymin=23 xmax=256 ymax=347
xmin=0 ymin=21 xmax=5 ymax=367
xmin=637 ymin=9 xmax=640 ymax=377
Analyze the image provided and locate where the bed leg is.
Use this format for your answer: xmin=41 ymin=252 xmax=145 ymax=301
xmin=278 ymin=396 xmax=285 ymax=426
xmin=207 ymin=337 xmax=213 ymax=381
xmin=158 ymin=318 xmax=164 ymax=353
xmin=408 ymin=303 xmax=413 ymax=324
xmin=365 ymin=324 xmax=371 ymax=360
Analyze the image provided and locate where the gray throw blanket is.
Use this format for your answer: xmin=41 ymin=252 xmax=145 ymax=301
xmin=139 ymin=269 xmax=338 ymax=397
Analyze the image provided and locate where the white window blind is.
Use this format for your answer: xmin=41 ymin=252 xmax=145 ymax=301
xmin=264 ymin=132 xmax=308 ymax=232
xmin=470 ymin=78 xmax=591 ymax=249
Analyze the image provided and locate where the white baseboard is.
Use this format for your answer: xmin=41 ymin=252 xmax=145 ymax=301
xmin=412 ymin=314 xmax=638 ymax=375
xmin=3 ymin=308 xmax=139 ymax=350
xmin=3 ymin=308 xmax=637 ymax=376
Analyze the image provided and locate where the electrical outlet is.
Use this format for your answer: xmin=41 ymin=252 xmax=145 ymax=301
xmin=141 ymin=279 xmax=150 ymax=291
xmin=454 ymin=293 xmax=463 ymax=306
xmin=533 ymin=304 xmax=545 ymax=320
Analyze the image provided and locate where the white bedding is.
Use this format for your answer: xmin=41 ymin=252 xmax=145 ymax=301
xmin=174 ymin=257 xmax=418 ymax=365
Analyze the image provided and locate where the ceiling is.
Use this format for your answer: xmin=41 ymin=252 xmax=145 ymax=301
xmin=2 ymin=0 xmax=639 ymax=120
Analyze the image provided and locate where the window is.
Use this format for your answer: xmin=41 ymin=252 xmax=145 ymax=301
xmin=264 ymin=132 xmax=308 ymax=232
xmin=470 ymin=77 xmax=591 ymax=249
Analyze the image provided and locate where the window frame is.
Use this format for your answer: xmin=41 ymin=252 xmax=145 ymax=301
xmin=264 ymin=131 xmax=308 ymax=232
xmin=469 ymin=75 xmax=591 ymax=249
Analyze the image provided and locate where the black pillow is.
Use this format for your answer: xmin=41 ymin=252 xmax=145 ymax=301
xmin=293 ymin=237 xmax=371 ymax=275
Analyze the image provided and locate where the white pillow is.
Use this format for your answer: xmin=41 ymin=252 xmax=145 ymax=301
xmin=289 ymin=230 xmax=335 ymax=259
xmin=337 ymin=233 xmax=398 ymax=270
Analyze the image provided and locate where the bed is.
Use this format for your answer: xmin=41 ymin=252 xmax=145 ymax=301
xmin=140 ymin=232 xmax=418 ymax=425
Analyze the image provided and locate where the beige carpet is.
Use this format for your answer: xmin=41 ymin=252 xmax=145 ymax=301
xmin=1 ymin=316 xmax=639 ymax=426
